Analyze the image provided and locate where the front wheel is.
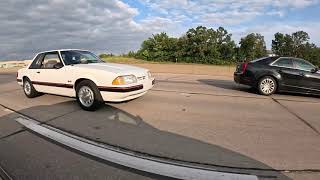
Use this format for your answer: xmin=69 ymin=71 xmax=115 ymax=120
xmin=258 ymin=76 xmax=277 ymax=96
xmin=76 ymin=80 xmax=103 ymax=111
xmin=23 ymin=78 xmax=40 ymax=98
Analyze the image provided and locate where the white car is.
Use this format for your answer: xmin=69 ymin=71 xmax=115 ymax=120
xmin=17 ymin=49 xmax=155 ymax=111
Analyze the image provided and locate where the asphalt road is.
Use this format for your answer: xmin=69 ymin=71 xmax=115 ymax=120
xmin=0 ymin=71 xmax=320 ymax=180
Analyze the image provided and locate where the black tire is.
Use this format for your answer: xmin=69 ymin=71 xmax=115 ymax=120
xmin=258 ymin=76 xmax=277 ymax=96
xmin=23 ymin=78 xmax=40 ymax=98
xmin=76 ymin=80 xmax=104 ymax=111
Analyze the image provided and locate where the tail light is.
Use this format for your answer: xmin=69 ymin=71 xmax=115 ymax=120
xmin=241 ymin=63 xmax=248 ymax=73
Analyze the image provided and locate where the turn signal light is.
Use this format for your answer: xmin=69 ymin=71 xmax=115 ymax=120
xmin=112 ymin=77 xmax=125 ymax=85
xmin=112 ymin=75 xmax=137 ymax=85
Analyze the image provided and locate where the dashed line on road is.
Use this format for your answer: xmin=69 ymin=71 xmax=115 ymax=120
xmin=151 ymin=88 xmax=268 ymax=100
xmin=271 ymin=98 xmax=320 ymax=135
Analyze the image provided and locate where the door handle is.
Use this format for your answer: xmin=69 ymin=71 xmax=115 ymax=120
xmin=299 ymin=72 xmax=305 ymax=77
xmin=36 ymin=71 xmax=40 ymax=74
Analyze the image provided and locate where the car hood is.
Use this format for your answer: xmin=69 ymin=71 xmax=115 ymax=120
xmin=72 ymin=63 xmax=148 ymax=74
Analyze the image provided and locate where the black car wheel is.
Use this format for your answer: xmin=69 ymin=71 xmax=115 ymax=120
xmin=258 ymin=76 xmax=277 ymax=96
xmin=23 ymin=78 xmax=40 ymax=98
xmin=76 ymin=80 xmax=103 ymax=111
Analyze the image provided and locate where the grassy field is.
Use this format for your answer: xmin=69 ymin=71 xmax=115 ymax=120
xmin=1 ymin=57 xmax=236 ymax=76
xmin=102 ymin=56 xmax=179 ymax=64
xmin=101 ymin=56 xmax=235 ymax=76
xmin=101 ymin=56 xmax=236 ymax=66
xmin=102 ymin=57 xmax=149 ymax=64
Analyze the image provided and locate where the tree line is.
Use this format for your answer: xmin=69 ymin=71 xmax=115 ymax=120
xmin=122 ymin=26 xmax=320 ymax=66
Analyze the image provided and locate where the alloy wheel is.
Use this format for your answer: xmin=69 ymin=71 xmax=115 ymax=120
xmin=260 ymin=78 xmax=275 ymax=95
xmin=78 ymin=86 xmax=95 ymax=107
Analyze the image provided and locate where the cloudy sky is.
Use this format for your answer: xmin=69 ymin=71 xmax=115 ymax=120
xmin=0 ymin=0 xmax=319 ymax=60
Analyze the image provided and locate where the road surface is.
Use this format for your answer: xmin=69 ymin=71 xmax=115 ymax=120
xmin=0 ymin=71 xmax=320 ymax=180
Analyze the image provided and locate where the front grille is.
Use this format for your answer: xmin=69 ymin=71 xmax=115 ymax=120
xmin=137 ymin=76 xmax=146 ymax=81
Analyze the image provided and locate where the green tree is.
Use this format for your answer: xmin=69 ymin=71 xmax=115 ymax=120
xmin=239 ymin=33 xmax=267 ymax=61
xmin=292 ymin=31 xmax=310 ymax=57
xmin=185 ymin=26 xmax=217 ymax=61
xmin=272 ymin=32 xmax=293 ymax=56
xmin=132 ymin=27 xmax=319 ymax=66
xmin=137 ymin=32 xmax=178 ymax=61
xmin=301 ymin=43 xmax=320 ymax=66
xmin=216 ymin=27 xmax=236 ymax=62
xmin=272 ymin=31 xmax=310 ymax=57
xmin=176 ymin=26 xmax=235 ymax=64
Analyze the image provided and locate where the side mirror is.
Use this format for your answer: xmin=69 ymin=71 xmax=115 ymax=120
xmin=311 ymin=67 xmax=319 ymax=73
xmin=53 ymin=63 xmax=63 ymax=69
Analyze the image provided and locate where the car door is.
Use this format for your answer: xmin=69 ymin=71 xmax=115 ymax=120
xmin=292 ymin=58 xmax=320 ymax=93
xmin=33 ymin=51 xmax=73 ymax=96
xmin=270 ymin=57 xmax=302 ymax=91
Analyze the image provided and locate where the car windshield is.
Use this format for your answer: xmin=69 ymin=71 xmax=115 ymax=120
xmin=60 ymin=50 xmax=103 ymax=65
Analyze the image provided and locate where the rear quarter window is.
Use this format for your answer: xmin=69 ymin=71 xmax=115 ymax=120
xmin=250 ymin=57 xmax=276 ymax=65
xmin=29 ymin=54 xmax=44 ymax=69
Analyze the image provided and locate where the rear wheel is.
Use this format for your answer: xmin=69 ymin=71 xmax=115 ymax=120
xmin=23 ymin=78 xmax=40 ymax=98
xmin=258 ymin=76 xmax=277 ymax=96
xmin=76 ymin=80 xmax=103 ymax=111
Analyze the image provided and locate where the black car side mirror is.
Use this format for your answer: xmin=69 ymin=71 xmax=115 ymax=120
xmin=53 ymin=62 xmax=63 ymax=69
xmin=311 ymin=67 xmax=319 ymax=73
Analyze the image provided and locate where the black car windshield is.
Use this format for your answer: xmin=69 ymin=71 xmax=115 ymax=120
xmin=61 ymin=50 xmax=103 ymax=65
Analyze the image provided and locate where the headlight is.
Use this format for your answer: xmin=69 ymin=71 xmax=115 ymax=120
xmin=147 ymin=71 xmax=152 ymax=79
xmin=112 ymin=75 xmax=137 ymax=85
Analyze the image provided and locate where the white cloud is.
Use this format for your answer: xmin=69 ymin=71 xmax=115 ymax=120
xmin=138 ymin=0 xmax=320 ymax=49
xmin=0 ymin=0 xmax=319 ymax=59
xmin=139 ymin=0 xmax=319 ymax=25
xmin=0 ymin=0 xmax=172 ymax=60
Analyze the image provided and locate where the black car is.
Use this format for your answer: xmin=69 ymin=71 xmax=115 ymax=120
xmin=234 ymin=57 xmax=320 ymax=96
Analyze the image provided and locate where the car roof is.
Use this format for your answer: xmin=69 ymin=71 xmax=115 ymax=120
xmin=37 ymin=49 xmax=90 ymax=54
xmin=272 ymin=56 xmax=312 ymax=62
xmin=254 ymin=56 xmax=308 ymax=62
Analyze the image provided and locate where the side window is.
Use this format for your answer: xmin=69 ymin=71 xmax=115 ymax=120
xmin=29 ymin=54 xmax=44 ymax=69
xmin=41 ymin=52 xmax=62 ymax=69
xmin=60 ymin=51 xmax=81 ymax=65
xmin=272 ymin=58 xmax=294 ymax=68
xmin=293 ymin=59 xmax=315 ymax=71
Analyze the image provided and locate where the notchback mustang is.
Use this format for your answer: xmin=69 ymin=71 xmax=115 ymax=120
xmin=17 ymin=49 xmax=155 ymax=111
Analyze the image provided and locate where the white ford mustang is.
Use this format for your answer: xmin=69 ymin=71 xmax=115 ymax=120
xmin=17 ymin=49 xmax=155 ymax=111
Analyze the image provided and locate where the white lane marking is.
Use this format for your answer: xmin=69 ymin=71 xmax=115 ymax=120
xmin=3 ymin=108 xmax=14 ymax=113
xmin=15 ymin=117 xmax=258 ymax=180
xmin=0 ymin=165 xmax=13 ymax=180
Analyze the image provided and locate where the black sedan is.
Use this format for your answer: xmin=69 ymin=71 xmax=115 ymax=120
xmin=234 ymin=57 xmax=320 ymax=96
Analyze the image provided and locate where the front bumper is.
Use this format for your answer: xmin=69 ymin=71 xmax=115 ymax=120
xmin=100 ymin=78 xmax=155 ymax=102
